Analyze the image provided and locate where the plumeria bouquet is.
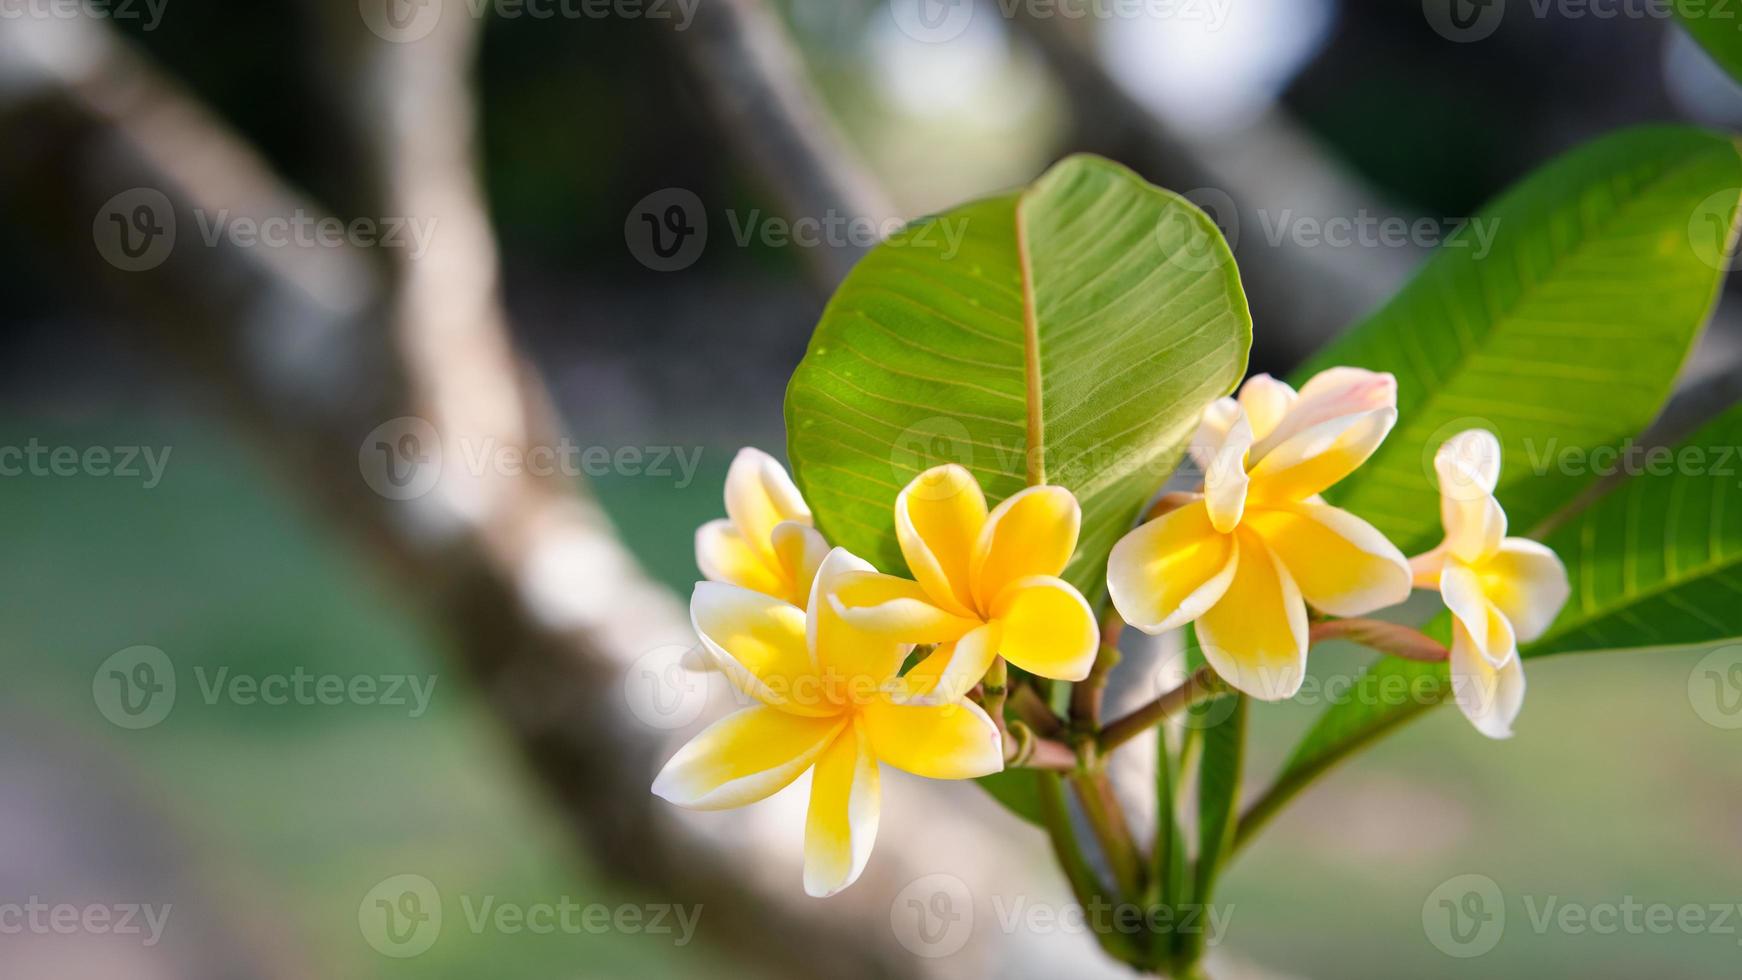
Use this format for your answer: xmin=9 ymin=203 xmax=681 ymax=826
xmin=654 ymin=138 xmax=1742 ymax=975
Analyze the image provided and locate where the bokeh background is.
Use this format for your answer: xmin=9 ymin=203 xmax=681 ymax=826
xmin=2 ymin=0 xmax=1741 ymax=976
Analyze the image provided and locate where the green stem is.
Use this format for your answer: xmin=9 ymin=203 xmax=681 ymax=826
xmin=1071 ymin=772 xmax=1145 ymax=899
xmin=1098 ymin=666 xmax=1226 ymax=753
xmin=1036 ymin=773 xmax=1141 ymax=963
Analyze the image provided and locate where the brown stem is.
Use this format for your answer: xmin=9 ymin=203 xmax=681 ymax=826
xmin=1070 ymin=642 xmax=1122 ymax=728
xmin=1098 ymin=666 xmax=1227 ymax=753
xmin=1308 ymin=618 xmax=1449 ymax=662
xmin=1071 ymin=772 xmax=1145 ymax=899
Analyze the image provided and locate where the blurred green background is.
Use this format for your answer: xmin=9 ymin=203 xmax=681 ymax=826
xmin=3 ymin=0 xmax=1742 ymax=976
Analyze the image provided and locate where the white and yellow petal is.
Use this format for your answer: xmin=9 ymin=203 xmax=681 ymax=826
xmin=724 ymin=447 xmax=812 ymax=562
xmin=652 ymin=705 xmax=845 ymax=810
xmin=1202 ymin=409 xmax=1253 ymax=533
xmin=1247 ymin=405 xmax=1398 ymax=504
xmin=1476 ymin=539 xmax=1570 ymax=644
xmin=1190 ymin=396 xmax=1242 ymax=470
xmin=860 ymin=697 xmax=1004 ymax=780
xmin=806 ymin=549 xmax=912 ymax=688
xmin=1107 ymin=500 xmax=1238 ymax=635
xmin=691 ymin=582 xmax=835 ymax=716
xmin=901 ymin=622 xmax=1002 ymax=704
xmin=828 ymin=570 xmax=979 ymax=645
xmin=1236 ymin=373 xmax=1298 ymax=444
xmin=1439 ymin=563 xmax=1518 ymax=669
xmin=770 ymin=520 xmax=829 ymax=606
xmin=1251 ymin=367 xmax=1397 ymax=461
xmin=895 ymin=465 xmax=986 ymax=618
xmin=1195 ymin=530 xmax=1310 ymax=701
xmin=804 ymin=723 xmax=881 ymax=897
xmin=1435 ymin=430 xmax=1507 ymax=563
xmin=696 ymin=519 xmax=788 ymax=599
xmin=1243 ymin=500 xmax=1411 ymax=617
xmin=1449 ymin=619 xmax=1526 ymax=739
xmin=971 ymin=485 xmax=1081 ymax=610
xmin=989 ymin=576 xmax=1098 ymax=682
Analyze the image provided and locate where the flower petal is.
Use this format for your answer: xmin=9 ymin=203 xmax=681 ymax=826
xmin=1244 ymin=500 xmax=1412 ymax=617
xmin=696 ymin=519 xmax=786 ymax=598
xmin=1247 ymin=407 xmax=1398 ymax=503
xmin=1440 ymin=562 xmax=1518 ymax=668
xmin=902 ymin=622 xmax=1001 ymax=704
xmin=1195 ymin=530 xmax=1309 ymax=700
xmin=692 ymin=582 xmax=834 ymax=716
xmin=771 ymin=520 xmax=829 ymax=606
xmin=1202 ymin=410 xmax=1253 ymax=534
xmin=895 ymin=465 xmax=987 ymax=617
xmin=724 ymin=447 xmax=812 ymax=565
xmin=828 ymin=570 xmax=979 ymax=644
xmin=652 ymin=705 xmax=845 ymax=810
xmin=807 ymin=549 xmax=911 ymax=688
xmin=989 ymin=576 xmax=1099 ymax=682
xmin=1251 ymin=367 xmax=1396 ymax=462
xmin=1190 ymin=396 xmax=1241 ymax=470
xmin=1449 ymin=619 xmax=1526 ymax=739
xmin=971 ymin=485 xmax=1081 ymax=609
xmin=1237 ymin=373 xmax=1298 ymax=444
xmin=1106 ymin=500 xmax=1238 ymax=634
xmin=1434 ymin=430 xmax=1507 ymax=562
xmin=1477 ymin=538 xmax=1570 ymax=644
xmin=860 ymin=697 xmax=1004 ymax=779
xmin=804 ymin=723 xmax=881 ymax=897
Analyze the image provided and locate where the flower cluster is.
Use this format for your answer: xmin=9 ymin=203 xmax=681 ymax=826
xmin=655 ymin=369 xmax=1571 ymax=896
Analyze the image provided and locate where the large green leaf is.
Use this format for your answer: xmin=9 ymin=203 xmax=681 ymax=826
xmin=1531 ymin=400 xmax=1742 ymax=655
xmin=786 ymin=154 xmax=1251 ymax=603
xmin=1297 ymin=125 xmax=1742 ymax=556
xmin=1258 ymin=126 xmax=1742 ymax=846
xmin=1676 ymin=2 xmax=1742 ymax=88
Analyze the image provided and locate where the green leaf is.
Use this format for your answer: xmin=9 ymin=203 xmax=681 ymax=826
xmin=1675 ymin=2 xmax=1742 ymax=88
xmin=1257 ymin=126 xmax=1742 ymax=848
xmin=1297 ymin=125 xmax=1742 ymax=556
xmin=976 ymin=769 xmax=1044 ymax=826
xmin=1185 ymin=694 xmax=1244 ymax=962
xmin=786 ymin=154 xmax=1251 ymax=603
xmin=1531 ymin=400 xmax=1742 ymax=655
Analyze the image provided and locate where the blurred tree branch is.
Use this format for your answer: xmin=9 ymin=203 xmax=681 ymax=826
xmin=670 ymin=0 xmax=895 ymax=291
xmin=0 ymin=13 xmax=914 ymax=977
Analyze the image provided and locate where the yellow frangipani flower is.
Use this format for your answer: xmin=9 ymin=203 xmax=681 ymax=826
xmin=1106 ymin=368 xmax=1413 ymax=700
xmin=695 ymin=447 xmax=829 ymax=607
xmin=653 ymin=548 xmax=1004 ymax=897
xmin=1410 ymin=429 xmax=1570 ymax=739
xmin=826 ymin=465 xmax=1099 ymax=702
